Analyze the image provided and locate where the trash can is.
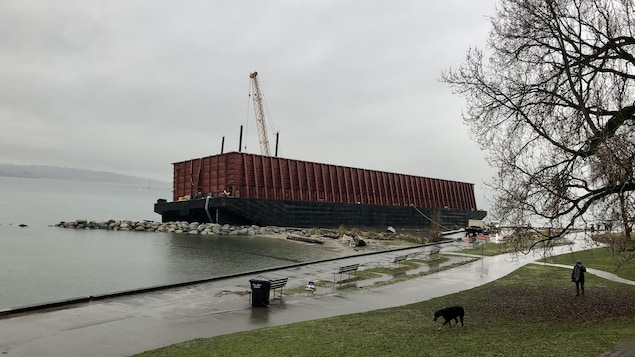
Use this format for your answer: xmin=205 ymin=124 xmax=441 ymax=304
xmin=249 ymin=279 xmax=271 ymax=307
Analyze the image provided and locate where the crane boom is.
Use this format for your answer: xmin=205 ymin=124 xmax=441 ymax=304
xmin=249 ymin=72 xmax=270 ymax=156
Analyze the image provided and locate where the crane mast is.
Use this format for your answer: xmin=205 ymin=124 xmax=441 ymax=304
xmin=249 ymin=72 xmax=270 ymax=156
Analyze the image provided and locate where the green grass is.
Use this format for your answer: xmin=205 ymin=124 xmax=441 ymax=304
xmin=540 ymin=246 xmax=635 ymax=281
xmin=133 ymin=264 xmax=635 ymax=357
xmin=284 ymin=257 xmax=455 ymax=295
xmin=457 ymin=239 xmax=573 ymax=257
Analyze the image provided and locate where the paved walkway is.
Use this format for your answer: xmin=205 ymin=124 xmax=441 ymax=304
xmin=0 ymin=237 xmax=631 ymax=357
xmin=537 ymin=262 xmax=635 ymax=285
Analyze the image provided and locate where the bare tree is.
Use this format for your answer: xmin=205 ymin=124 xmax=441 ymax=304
xmin=442 ymin=0 xmax=635 ymax=259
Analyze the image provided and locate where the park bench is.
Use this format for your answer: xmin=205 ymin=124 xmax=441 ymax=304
xmin=333 ymin=263 xmax=360 ymax=284
xmin=428 ymin=247 xmax=441 ymax=260
xmin=268 ymin=277 xmax=288 ymax=300
xmin=392 ymin=254 xmax=408 ymax=267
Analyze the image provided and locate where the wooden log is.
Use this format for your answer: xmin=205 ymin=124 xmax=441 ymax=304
xmin=286 ymin=235 xmax=324 ymax=244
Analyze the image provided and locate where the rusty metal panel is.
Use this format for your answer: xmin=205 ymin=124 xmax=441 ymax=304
xmin=305 ymin=161 xmax=314 ymax=201
xmin=430 ymin=178 xmax=438 ymax=207
xmin=358 ymin=169 xmax=367 ymax=203
xmin=319 ymin=163 xmax=328 ymax=201
xmin=335 ymin=165 xmax=344 ymax=202
xmin=284 ymin=158 xmax=292 ymax=199
xmin=279 ymin=158 xmax=291 ymax=200
xmin=314 ymin=163 xmax=324 ymax=201
xmin=295 ymin=160 xmax=305 ymax=201
xmin=346 ymin=167 xmax=354 ymax=203
xmin=170 ymin=152 xmax=479 ymax=210
xmin=425 ymin=178 xmax=436 ymax=207
xmin=379 ymin=171 xmax=388 ymax=205
xmin=252 ymin=154 xmax=263 ymax=197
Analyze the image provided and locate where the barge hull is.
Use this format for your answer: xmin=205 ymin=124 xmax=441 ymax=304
xmin=156 ymin=151 xmax=487 ymax=229
xmin=154 ymin=197 xmax=486 ymax=229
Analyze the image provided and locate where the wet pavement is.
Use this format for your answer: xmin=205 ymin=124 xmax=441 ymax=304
xmin=0 ymin=237 xmax=630 ymax=357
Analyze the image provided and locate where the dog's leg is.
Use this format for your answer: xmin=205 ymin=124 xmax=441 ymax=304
xmin=438 ymin=320 xmax=449 ymax=331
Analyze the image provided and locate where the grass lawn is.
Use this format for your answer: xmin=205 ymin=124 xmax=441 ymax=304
xmin=457 ymin=240 xmax=635 ymax=280
xmin=133 ymin=264 xmax=635 ymax=357
xmin=540 ymin=246 xmax=635 ymax=281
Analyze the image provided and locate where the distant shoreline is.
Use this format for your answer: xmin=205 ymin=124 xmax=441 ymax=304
xmin=0 ymin=163 xmax=169 ymax=186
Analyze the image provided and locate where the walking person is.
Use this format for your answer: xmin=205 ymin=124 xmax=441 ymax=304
xmin=571 ymin=260 xmax=586 ymax=296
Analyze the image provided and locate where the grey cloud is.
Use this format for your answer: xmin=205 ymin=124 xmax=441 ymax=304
xmin=0 ymin=0 xmax=498 ymax=211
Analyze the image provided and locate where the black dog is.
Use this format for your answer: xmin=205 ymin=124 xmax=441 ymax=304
xmin=433 ymin=306 xmax=465 ymax=330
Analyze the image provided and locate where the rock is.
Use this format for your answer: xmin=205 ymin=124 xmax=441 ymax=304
xmin=212 ymin=224 xmax=221 ymax=234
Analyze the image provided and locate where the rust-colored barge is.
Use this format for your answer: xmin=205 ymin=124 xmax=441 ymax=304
xmin=154 ymin=152 xmax=486 ymax=229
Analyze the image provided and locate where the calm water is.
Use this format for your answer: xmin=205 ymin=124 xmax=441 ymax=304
xmin=0 ymin=177 xmax=337 ymax=310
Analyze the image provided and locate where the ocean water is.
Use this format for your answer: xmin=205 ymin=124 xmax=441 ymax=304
xmin=0 ymin=177 xmax=337 ymax=310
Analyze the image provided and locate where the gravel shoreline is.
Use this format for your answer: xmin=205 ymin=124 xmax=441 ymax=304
xmin=54 ymin=219 xmax=415 ymax=257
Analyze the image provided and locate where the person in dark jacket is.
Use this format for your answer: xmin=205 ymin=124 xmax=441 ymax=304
xmin=571 ymin=260 xmax=586 ymax=296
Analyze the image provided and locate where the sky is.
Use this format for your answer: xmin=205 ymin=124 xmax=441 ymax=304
xmin=0 ymin=0 xmax=499 ymax=212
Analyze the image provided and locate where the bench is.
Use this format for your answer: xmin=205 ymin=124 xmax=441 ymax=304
xmin=392 ymin=254 xmax=408 ymax=267
xmin=268 ymin=278 xmax=288 ymax=300
xmin=428 ymin=247 xmax=441 ymax=260
xmin=333 ymin=263 xmax=360 ymax=284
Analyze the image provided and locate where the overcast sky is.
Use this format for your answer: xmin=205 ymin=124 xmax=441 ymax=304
xmin=1 ymin=0 xmax=498 ymax=212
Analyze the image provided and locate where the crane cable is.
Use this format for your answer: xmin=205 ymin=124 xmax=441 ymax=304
xmin=411 ymin=205 xmax=452 ymax=231
xmin=244 ymin=79 xmax=252 ymax=153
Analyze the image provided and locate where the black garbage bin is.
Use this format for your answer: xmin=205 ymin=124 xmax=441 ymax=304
xmin=249 ymin=279 xmax=271 ymax=307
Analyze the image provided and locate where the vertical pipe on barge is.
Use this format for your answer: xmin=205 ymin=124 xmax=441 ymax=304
xmin=221 ymin=136 xmax=225 ymax=154
xmin=238 ymin=125 xmax=243 ymax=152
xmin=274 ymin=131 xmax=279 ymax=157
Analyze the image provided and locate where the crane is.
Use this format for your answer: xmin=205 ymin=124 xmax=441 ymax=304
xmin=249 ymin=72 xmax=270 ymax=156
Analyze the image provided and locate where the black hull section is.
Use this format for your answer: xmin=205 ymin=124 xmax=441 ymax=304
xmin=154 ymin=197 xmax=487 ymax=229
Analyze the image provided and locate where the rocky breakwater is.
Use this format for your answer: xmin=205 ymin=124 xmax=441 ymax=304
xmin=55 ymin=219 xmax=288 ymax=236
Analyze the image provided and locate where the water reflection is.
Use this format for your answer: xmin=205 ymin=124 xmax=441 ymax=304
xmin=249 ymin=306 xmax=270 ymax=324
xmin=164 ymin=233 xmax=335 ymax=279
xmin=0 ymin=226 xmax=337 ymax=310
